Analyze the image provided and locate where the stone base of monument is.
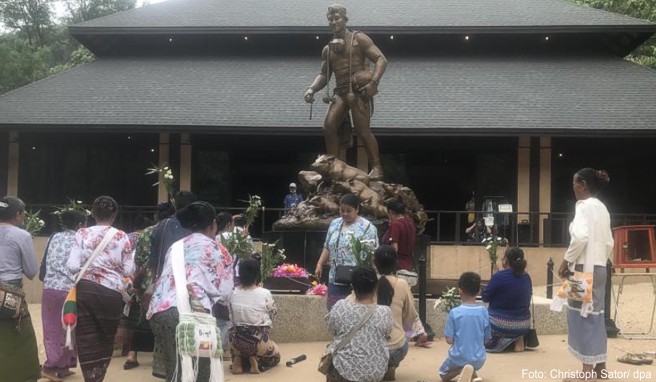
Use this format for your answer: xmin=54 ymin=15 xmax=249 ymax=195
xmin=267 ymin=295 xmax=566 ymax=343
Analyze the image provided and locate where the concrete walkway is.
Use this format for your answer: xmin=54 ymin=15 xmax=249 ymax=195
xmin=30 ymin=305 xmax=655 ymax=382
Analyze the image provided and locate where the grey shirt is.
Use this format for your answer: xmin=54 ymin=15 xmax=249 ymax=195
xmin=0 ymin=225 xmax=38 ymax=281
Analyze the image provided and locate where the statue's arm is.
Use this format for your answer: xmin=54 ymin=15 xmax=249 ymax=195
xmin=356 ymin=33 xmax=387 ymax=97
xmin=305 ymin=46 xmax=330 ymax=102
xmin=359 ymin=33 xmax=387 ymax=83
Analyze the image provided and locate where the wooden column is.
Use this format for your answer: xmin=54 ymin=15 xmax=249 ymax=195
xmin=180 ymin=133 xmax=192 ymax=192
xmin=158 ymin=133 xmax=170 ymax=203
xmin=7 ymin=132 xmax=19 ymax=196
xmin=539 ymin=136 xmax=552 ymax=245
xmin=517 ymin=136 xmax=531 ymax=222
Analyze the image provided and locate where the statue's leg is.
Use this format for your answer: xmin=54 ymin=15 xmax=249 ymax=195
xmin=351 ymin=97 xmax=383 ymax=180
xmin=323 ymin=97 xmax=348 ymax=161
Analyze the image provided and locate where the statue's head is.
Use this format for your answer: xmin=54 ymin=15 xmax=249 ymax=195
xmin=326 ymin=4 xmax=348 ymax=22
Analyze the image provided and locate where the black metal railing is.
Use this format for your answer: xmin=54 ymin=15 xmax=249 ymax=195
xmin=26 ymin=203 xmax=656 ymax=247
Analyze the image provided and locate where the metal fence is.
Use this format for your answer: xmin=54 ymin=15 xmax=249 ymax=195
xmin=27 ymin=203 xmax=656 ymax=247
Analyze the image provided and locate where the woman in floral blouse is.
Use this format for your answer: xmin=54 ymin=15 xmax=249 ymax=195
xmin=147 ymin=201 xmax=234 ymax=382
xmin=39 ymin=209 xmax=87 ymax=381
xmin=315 ymin=194 xmax=379 ymax=309
xmin=67 ymin=195 xmax=133 ymax=382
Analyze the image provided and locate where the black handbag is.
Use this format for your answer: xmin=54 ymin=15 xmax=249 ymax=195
xmin=331 ymin=226 xmax=357 ymax=285
xmin=524 ymin=297 xmax=539 ymax=348
xmin=334 ymin=265 xmax=356 ymax=285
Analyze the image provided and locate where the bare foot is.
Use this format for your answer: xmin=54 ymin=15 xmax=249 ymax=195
xmin=383 ymin=366 xmax=396 ymax=381
xmin=231 ymin=356 xmax=244 ymax=375
xmin=249 ymin=356 xmax=261 ymax=374
xmin=594 ymin=363 xmax=608 ymax=380
xmin=514 ymin=337 xmax=525 ymax=352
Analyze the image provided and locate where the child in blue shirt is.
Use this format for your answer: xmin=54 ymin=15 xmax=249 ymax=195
xmin=439 ymin=272 xmax=492 ymax=382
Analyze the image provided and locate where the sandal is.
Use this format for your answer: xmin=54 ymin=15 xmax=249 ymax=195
xmin=41 ymin=370 xmax=63 ymax=382
xmin=123 ymin=360 xmax=140 ymax=370
xmin=617 ymin=353 xmax=653 ymax=365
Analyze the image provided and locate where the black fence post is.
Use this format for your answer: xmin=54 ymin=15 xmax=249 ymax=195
xmin=546 ymin=257 xmax=554 ymax=299
xmin=605 ymin=259 xmax=620 ymax=338
xmin=416 ymin=234 xmax=434 ymax=341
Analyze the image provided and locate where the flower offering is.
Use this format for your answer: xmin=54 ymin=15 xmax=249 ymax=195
xmin=272 ymin=263 xmax=309 ymax=278
xmin=306 ymin=281 xmax=327 ymax=296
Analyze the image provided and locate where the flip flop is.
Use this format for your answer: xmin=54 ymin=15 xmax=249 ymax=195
xmin=40 ymin=371 xmax=63 ymax=382
xmin=415 ymin=341 xmax=432 ymax=348
xmin=617 ymin=353 xmax=652 ymax=365
xmin=123 ymin=360 xmax=140 ymax=370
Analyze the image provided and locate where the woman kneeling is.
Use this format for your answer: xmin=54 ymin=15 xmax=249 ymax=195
xmin=229 ymin=259 xmax=281 ymax=374
xmin=482 ymin=247 xmax=532 ymax=353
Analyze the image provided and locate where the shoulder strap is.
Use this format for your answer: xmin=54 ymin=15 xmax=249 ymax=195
xmin=155 ymin=218 xmax=171 ymax=277
xmin=333 ymin=305 xmax=376 ymax=353
xmin=348 ymin=31 xmax=358 ymax=96
xmin=75 ymin=227 xmax=118 ymax=284
xmin=170 ymin=239 xmax=191 ymax=314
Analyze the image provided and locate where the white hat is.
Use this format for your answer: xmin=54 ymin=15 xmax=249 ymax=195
xmin=289 ymin=183 xmax=297 ymax=188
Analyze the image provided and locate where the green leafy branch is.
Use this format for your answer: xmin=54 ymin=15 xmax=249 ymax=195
xmin=259 ymin=240 xmax=286 ymax=282
xmin=146 ymin=164 xmax=175 ymax=201
xmin=347 ymin=225 xmax=376 ymax=266
xmin=23 ymin=209 xmax=45 ymax=236
xmin=238 ymin=194 xmax=262 ymax=227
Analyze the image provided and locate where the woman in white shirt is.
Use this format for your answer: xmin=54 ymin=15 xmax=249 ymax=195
xmin=557 ymin=168 xmax=613 ymax=381
xmin=229 ymin=258 xmax=280 ymax=374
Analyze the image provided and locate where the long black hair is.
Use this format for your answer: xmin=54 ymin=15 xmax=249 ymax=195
xmin=374 ymin=245 xmax=397 ymax=306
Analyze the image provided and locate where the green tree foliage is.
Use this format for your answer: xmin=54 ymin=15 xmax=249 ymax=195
xmin=0 ymin=33 xmax=51 ymax=93
xmin=0 ymin=0 xmax=53 ymax=45
xmin=65 ymin=0 xmax=136 ymax=23
xmin=0 ymin=0 xmax=133 ymax=95
xmin=572 ymin=0 xmax=656 ymax=69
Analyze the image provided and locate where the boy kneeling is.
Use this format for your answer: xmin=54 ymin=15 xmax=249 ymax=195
xmin=439 ymin=272 xmax=491 ymax=382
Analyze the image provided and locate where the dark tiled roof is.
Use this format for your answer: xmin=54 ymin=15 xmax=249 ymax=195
xmin=1 ymin=55 xmax=655 ymax=135
xmin=69 ymin=0 xmax=652 ymax=32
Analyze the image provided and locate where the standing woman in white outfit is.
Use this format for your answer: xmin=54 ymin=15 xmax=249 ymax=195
xmin=557 ymin=168 xmax=613 ymax=381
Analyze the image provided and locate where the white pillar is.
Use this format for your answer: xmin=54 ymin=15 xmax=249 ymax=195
xmin=158 ymin=133 xmax=170 ymax=203
xmin=517 ymin=136 xmax=531 ymax=222
xmin=539 ymin=136 xmax=552 ymax=245
xmin=180 ymin=133 xmax=192 ymax=192
xmin=7 ymin=132 xmax=19 ymax=196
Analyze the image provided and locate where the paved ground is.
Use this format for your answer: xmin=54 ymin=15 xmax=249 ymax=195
xmin=31 ymin=305 xmax=656 ymax=382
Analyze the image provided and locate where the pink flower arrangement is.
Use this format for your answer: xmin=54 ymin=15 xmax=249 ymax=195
xmin=306 ymin=282 xmax=327 ymax=296
xmin=272 ymin=263 xmax=309 ymax=278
